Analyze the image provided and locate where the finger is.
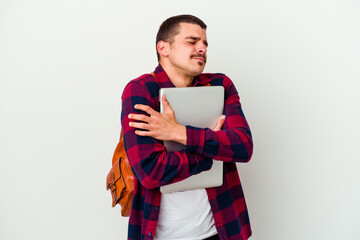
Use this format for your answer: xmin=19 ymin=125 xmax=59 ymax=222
xmin=213 ymin=115 xmax=226 ymax=131
xmin=134 ymin=130 xmax=151 ymax=137
xmin=128 ymin=113 xmax=151 ymax=123
xmin=161 ymin=95 xmax=174 ymax=113
xmin=129 ymin=121 xmax=150 ymax=130
xmin=134 ymin=104 xmax=158 ymax=116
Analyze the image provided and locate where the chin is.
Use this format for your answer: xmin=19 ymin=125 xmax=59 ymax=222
xmin=191 ymin=65 xmax=206 ymax=75
xmin=183 ymin=63 xmax=206 ymax=76
xmin=189 ymin=69 xmax=203 ymax=76
xmin=195 ymin=67 xmax=205 ymax=75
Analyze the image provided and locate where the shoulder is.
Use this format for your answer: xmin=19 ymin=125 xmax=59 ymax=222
xmin=201 ymin=72 xmax=226 ymax=79
xmin=127 ymin=73 xmax=158 ymax=88
xmin=121 ymin=73 xmax=159 ymax=100
xmin=199 ymin=72 xmax=235 ymax=88
xmin=199 ymin=73 xmax=240 ymax=99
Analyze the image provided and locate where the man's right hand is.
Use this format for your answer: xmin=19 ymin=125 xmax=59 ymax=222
xmin=128 ymin=95 xmax=187 ymax=144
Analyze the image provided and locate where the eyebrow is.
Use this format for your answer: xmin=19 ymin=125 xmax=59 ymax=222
xmin=185 ymin=36 xmax=208 ymax=47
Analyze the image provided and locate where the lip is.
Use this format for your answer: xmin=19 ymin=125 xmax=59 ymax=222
xmin=192 ymin=57 xmax=205 ymax=62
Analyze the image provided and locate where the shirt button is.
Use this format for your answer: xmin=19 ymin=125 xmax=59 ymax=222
xmin=154 ymin=206 xmax=159 ymax=211
xmin=148 ymin=232 xmax=152 ymax=237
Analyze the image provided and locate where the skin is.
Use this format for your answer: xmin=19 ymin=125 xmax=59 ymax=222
xmin=128 ymin=23 xmax=225 ymax=144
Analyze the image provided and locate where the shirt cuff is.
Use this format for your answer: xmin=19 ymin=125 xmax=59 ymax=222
xmin=185 ymin=125 xmax=205 ymax=155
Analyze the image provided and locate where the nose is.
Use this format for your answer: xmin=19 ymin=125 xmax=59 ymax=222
xmin=197 ymin=43 xmax=207 ymax=54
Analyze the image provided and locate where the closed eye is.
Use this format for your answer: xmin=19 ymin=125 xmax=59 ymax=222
xmin=185 ymin=36 xmax=208 ymax=47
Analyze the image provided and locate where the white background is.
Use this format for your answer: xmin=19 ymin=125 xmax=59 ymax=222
xmin=1 ymin=0 xmax=359 ymax=239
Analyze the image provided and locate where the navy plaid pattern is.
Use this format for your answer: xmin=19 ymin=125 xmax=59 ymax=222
xmin=121 ymin=64 xmax=253 ymax=240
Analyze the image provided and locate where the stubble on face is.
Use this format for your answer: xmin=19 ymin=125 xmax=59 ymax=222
xmin=164 ymin=23 xmax=208 ymax=78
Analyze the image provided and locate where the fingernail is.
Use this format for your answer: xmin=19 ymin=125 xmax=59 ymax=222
xmin=221 ymin=115 xmax=226 ymax=119
xmin=128 ymin=114 xmax=132 ymax=118
xmin=134 ymin=104 xmax=138 ymax=108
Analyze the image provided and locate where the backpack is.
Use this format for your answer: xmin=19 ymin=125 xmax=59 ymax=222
xmin=106 ymin=130 xmax=134 ymax=217
xmin=106 ymin=73 xmax=156 ymax=216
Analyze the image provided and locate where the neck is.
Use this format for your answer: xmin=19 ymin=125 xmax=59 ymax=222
xmin=159 ymin=61 xmax=194 ymax=87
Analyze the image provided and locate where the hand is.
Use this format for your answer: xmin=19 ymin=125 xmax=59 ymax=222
xmin=213 ymin=115 xmax=226 ymax=131
xmin=128 ymin=95 xmax=187 ymax=143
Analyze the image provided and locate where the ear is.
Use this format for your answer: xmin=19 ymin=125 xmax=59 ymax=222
xmin=157 ymin=41 xmax=169 ymax=58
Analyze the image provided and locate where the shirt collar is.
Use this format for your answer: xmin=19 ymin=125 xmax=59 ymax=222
xmin=153 ymin=64 xmax=212 ymax=87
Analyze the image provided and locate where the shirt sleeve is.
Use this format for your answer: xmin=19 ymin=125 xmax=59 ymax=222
xmin=185 ymin=75 xmax=253 ymax=162
xmin=121 ymin=80 xmax=213 ymax=189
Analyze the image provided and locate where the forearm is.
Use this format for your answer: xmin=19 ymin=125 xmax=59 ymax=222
xmin=124 ymin=139 xmax=213 ymax=189
xmin=186 ymin=125 xmax=253 ymax=162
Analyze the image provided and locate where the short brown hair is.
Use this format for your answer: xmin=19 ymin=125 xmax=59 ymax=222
xmin=156 ymin=14 xmax=207 ymax=61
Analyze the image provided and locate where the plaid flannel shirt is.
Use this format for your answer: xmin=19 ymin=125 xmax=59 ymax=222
xmin=121 ymin=64 xmax=253 ymax=240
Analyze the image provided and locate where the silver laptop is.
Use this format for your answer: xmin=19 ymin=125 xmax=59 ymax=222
xmin=159 ymin=86 xmax=224 ymax=193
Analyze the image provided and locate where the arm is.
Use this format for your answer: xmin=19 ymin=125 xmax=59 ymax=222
xmin=121 ymin=81 xmax=213 ymax=189
xmin=129 ymin=75 xmax=253 ymax=163
xmin=186 ymin=75 xmax=253 ymax=162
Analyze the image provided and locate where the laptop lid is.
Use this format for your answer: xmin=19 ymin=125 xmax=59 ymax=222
xmin=159 ymin=86 xmax=224 ymax=193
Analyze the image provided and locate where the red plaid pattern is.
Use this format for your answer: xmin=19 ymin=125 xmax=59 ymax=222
xmin=121 ymin=64 xmax=253 ymax=240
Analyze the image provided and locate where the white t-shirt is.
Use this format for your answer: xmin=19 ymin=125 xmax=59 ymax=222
xmin=154 ymin=189 xmax=217 ymax=240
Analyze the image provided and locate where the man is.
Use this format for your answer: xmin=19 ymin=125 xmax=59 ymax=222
xmin=121 ymin=15 xmax=253 ymax=240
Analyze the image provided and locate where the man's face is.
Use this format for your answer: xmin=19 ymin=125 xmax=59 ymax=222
xmin=166 ymin=23 xmax=208 ymax=77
